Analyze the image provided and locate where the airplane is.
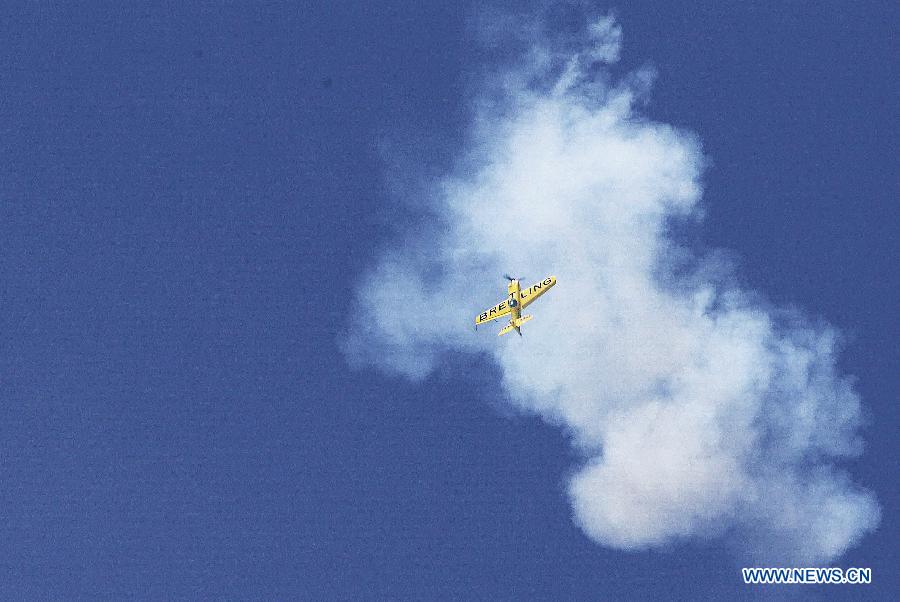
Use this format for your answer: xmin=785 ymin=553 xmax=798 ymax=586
xmin=475 ymin=274 xmax=557 ymax=336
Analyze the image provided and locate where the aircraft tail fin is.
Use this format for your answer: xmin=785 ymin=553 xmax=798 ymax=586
xmin=498 ymin=315 xmax=533 ymax=336
xmin=514 ymin=315 xmax=533 ymax=328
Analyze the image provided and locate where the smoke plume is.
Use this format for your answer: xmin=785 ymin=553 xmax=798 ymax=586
xmin=342 ymin=15 xmax=879 ymax=563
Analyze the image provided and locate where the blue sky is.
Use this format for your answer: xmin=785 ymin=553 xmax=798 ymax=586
xmin=0 ymin=2 xmax=896 ymax=599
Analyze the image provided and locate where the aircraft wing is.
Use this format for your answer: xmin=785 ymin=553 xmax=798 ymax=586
xmin=520 ymin=276 xmax=557 ymax=308
xmin=475 ymin=298 xmax=512 ymax=325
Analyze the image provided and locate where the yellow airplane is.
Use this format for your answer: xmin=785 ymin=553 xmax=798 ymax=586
xmin=475 ymin=274 xmax=557 ymax=336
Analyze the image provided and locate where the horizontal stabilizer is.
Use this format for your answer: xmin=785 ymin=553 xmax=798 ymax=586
xmin=498 ymin=315 xmax=534 ymax=336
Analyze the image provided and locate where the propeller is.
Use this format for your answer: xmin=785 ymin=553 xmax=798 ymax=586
xmin=504 ymin=273 xmax=526 ymax=282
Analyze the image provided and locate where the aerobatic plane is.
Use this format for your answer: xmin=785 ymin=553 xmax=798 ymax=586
xmin=475 ymin=275 xmax=557 ymax=336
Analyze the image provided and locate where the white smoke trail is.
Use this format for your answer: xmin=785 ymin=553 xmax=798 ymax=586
xmin=342 ymin=15 xmax=879 ymax=563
